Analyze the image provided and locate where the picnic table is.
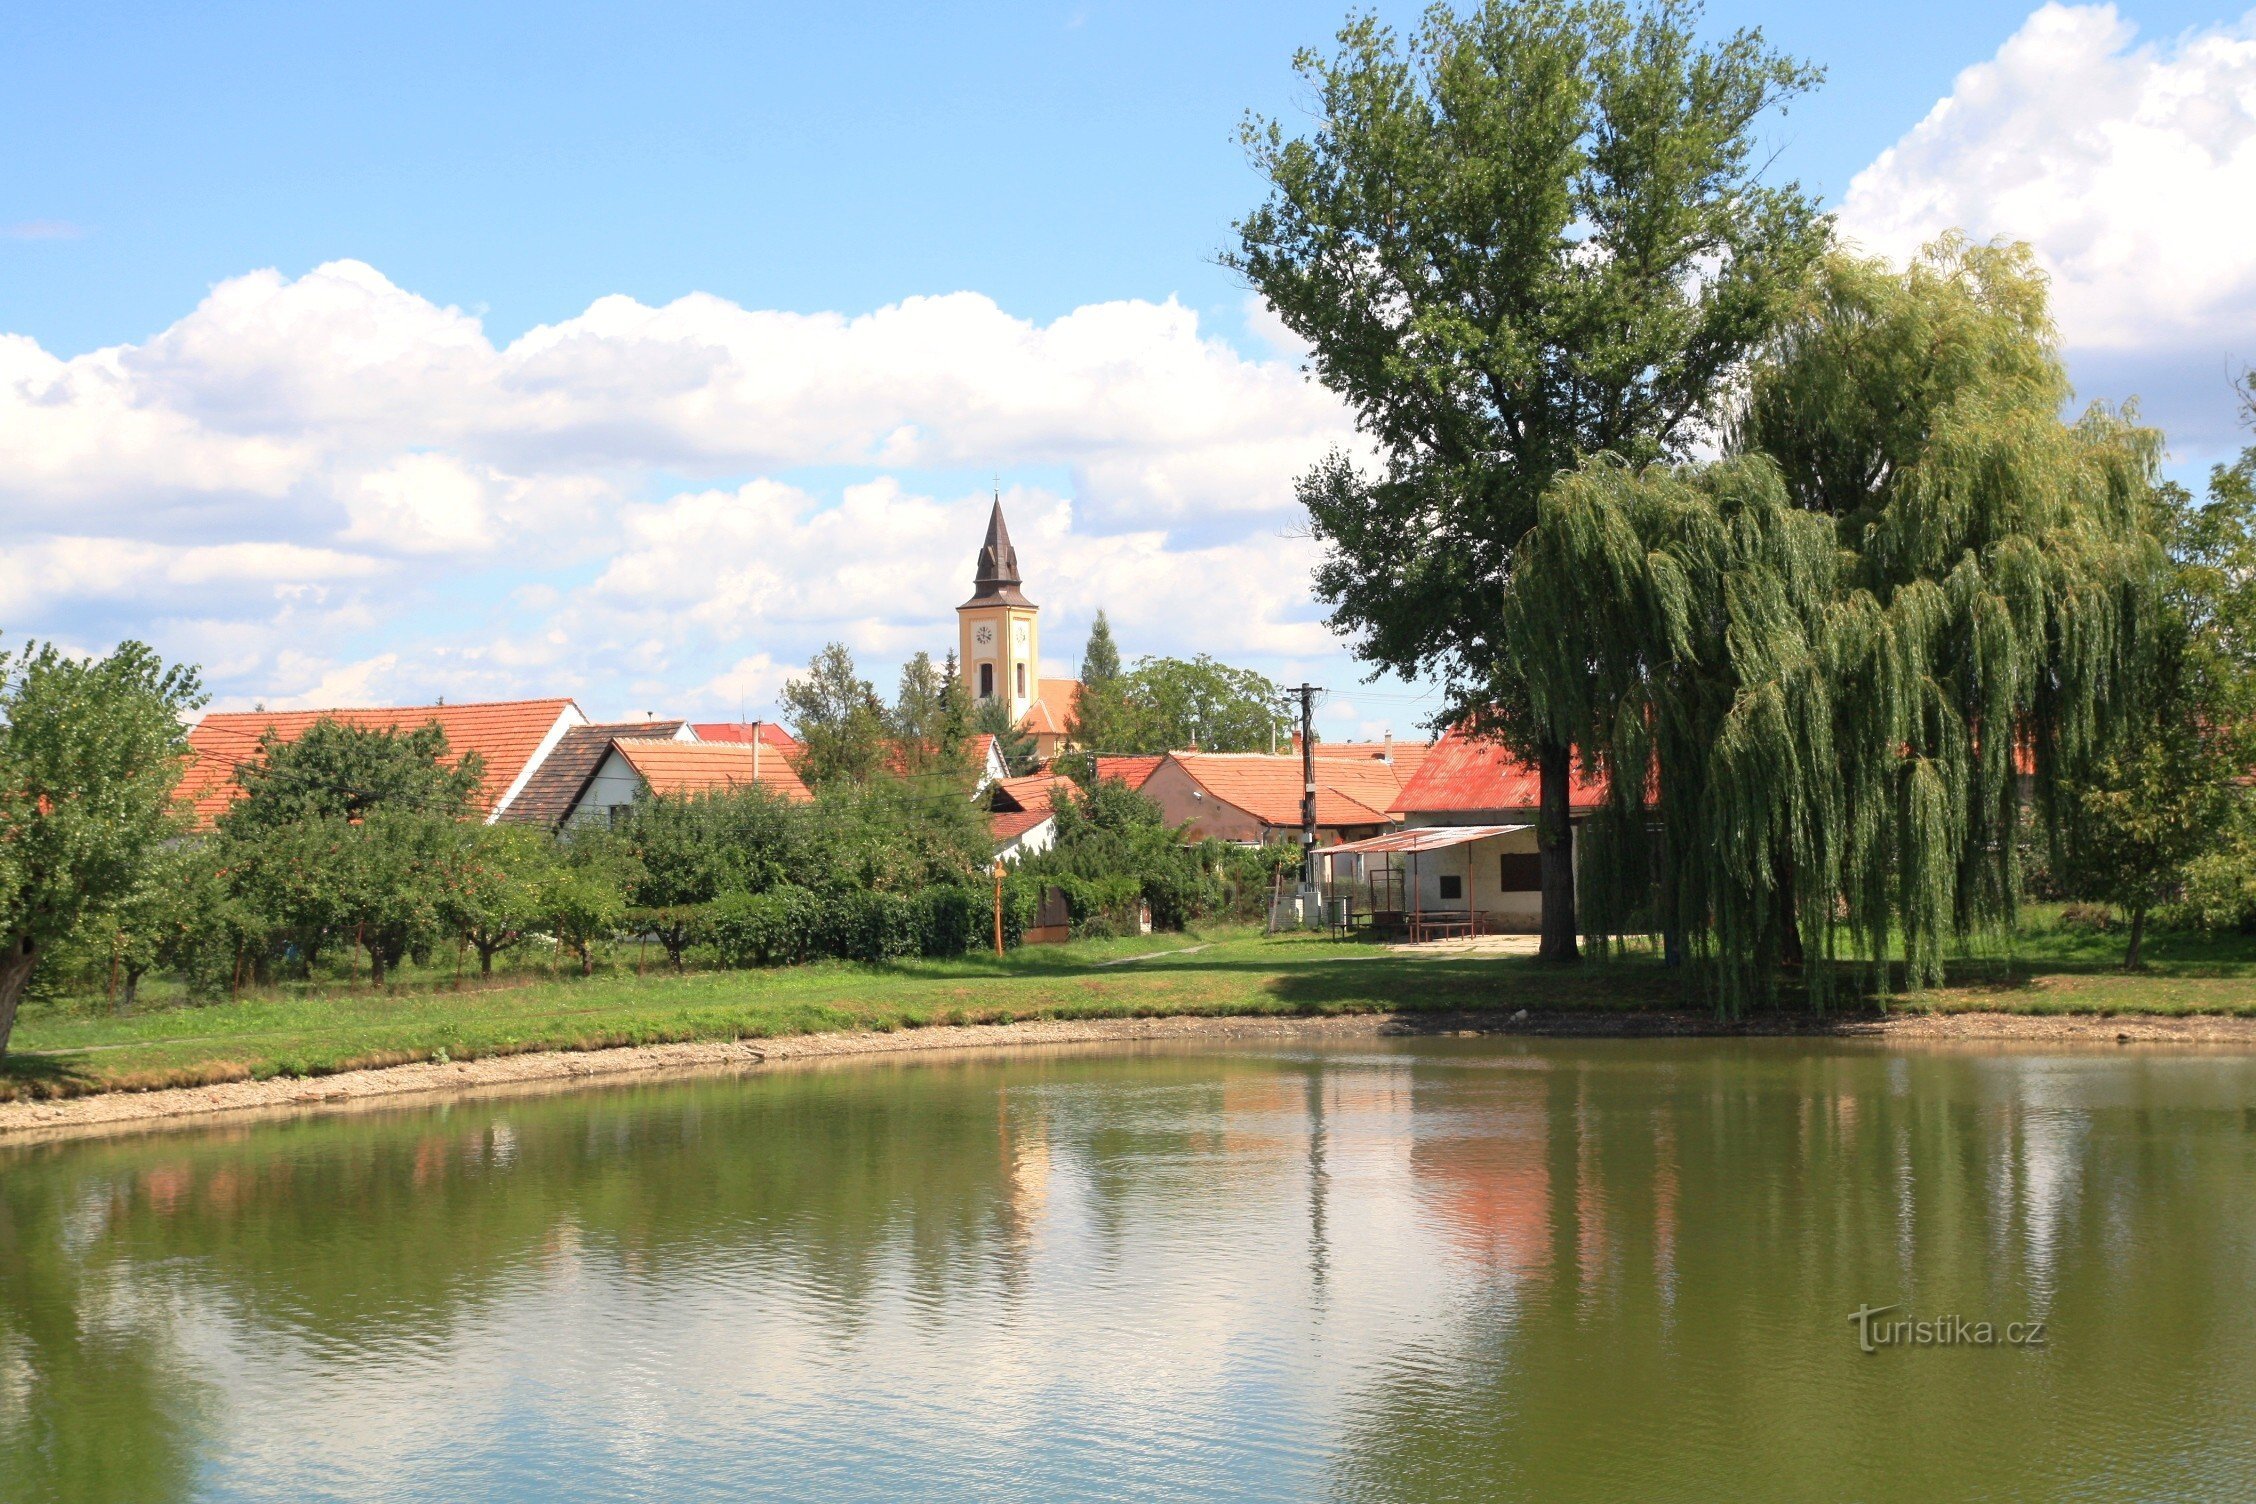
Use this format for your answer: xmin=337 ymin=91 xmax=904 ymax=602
xmin=1407 ymin=911 xmax=1476 ymax=943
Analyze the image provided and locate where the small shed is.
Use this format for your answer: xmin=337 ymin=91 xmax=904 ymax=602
xmin=1318 ymin=824 xmax=1537 ymax=937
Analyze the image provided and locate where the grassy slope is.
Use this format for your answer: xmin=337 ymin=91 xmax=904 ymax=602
xmin=5 ymin=913 xmax=2254 ymax=1101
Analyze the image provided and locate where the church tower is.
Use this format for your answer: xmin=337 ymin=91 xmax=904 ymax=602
xmin=957 ymin=496 xmax=1039 ymax=724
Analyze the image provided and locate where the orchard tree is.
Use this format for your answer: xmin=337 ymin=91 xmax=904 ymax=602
xmin=1233 ymin=0 xmax=1830 ymax=960
xmin=444 ymin=823 xmax=556 ymax=977
xmin=0 ymin=640 xmax=203 ymax=1057
xmin=540 ymin=831 xmax=639 ymax=976
xmin=223 ymin=719 xmax=483 ymax=830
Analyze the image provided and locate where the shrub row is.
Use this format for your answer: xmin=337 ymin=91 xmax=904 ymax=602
xmin=702 ymin=880 xmax=1044 ymax=967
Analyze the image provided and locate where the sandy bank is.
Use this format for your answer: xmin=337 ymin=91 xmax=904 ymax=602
xmin=7 ymin=1005 xmax=2256 ymax=1145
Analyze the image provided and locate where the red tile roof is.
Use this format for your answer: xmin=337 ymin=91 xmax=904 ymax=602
xmin=690 ymin=721 xmax=802 ymax=754
xmin=1309 ymin=739 xmax=1434 ymax=784
xmin=180 ymin=699 xmax=579 ymax=830
xmin=612 ymin=737 xmax=812 ymax=803
xmin=993 ymin=772 xmax=1077 ymax=814
xmin=1166 ymin=752 xmax=1400 ymax=828
xmin=501 ymin=720 xmax=686 ymax=829
xmin=990 ymin=806 xmax=1055 ymax=843
xmin=1021 ymin=678 xmax=1082 ymax=738
xmin=1092 ymin=755 xmax=1162 ymax=790
xmin=988 ymin=771 xmax=1076 ymax=846
xmin=1388 ymin=727 xmax=1608 ymax=815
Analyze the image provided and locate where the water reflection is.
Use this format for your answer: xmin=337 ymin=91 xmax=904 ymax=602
xmin=2 ymin=1043 xmax=2254 ymax=1502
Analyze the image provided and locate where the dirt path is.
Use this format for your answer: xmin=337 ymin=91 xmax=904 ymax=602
xmin=7 ymin=1006 xmax=2256 ymax=1146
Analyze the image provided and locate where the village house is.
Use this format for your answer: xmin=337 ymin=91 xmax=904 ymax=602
xmin=552 ymin=730 xmax=814 ymax=828
xmin=1139 ymin=751 xmax=1405 ymax=847
xmin=986 ymin=771 xmax=1080 ymax=860
xmin=1316 ymin=726 xmax=1608 ymax=932
xmin=177 ymin=697 xmax=587 ymax=831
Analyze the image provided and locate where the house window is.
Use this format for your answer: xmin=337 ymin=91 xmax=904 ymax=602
xmin=1017 ymin=662 xmax=1027 ymax=698
xmin=607 ymin=804 xmax=632 ymax=829
xmin=1499 ymin=854 xmax=1543 ymax=892
xmin=979 ymin=663 xmax=994 ymax=700
xmin=1438 ymin=874 xmax=1464 ymax=902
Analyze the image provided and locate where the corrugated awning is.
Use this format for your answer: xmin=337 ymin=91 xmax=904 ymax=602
xmin=1319 ymin=824 xmax=1527 ymax=857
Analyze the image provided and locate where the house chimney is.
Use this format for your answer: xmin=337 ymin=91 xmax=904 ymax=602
xmin=752 ymin=724 xmax=761 ymax=782
xmin=1383 ymin=729 xmax=1393 ymax=764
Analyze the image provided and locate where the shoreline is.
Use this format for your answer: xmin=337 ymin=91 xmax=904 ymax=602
xmin=8 ymin=1004 xmax=2256 ymax=1146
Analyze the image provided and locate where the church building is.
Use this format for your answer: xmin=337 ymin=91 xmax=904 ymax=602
xmin=957 ymin=498 xmax=1080 ymax=760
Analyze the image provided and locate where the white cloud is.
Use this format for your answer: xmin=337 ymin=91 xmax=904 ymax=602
xmin=0 ymin=261 xmax=1362 ymax=715
xmin=1840 ymin=4 xmax=2256 ymax=450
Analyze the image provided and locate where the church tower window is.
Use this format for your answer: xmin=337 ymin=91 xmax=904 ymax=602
xmin=980 ymin=663 xmax=995 ymax=700
xmin=1016 ymin=663 xmax=1027 ymax=699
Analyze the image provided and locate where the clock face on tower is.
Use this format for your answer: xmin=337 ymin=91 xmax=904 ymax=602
xmin=974 ymin=624 xmax=994 ymax=647
xmin=1012 ymin=621 xmax=1029 ymax=649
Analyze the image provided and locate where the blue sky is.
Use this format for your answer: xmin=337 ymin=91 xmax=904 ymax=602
xmin=5 ymin=1 xmax=2255 ymax=731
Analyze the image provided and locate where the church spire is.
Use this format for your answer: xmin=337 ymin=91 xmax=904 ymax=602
xmin=964 ymin=491 xmax=1033 ymax=606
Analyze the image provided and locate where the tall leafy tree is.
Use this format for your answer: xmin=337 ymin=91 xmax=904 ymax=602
xmin=2064 ymin=394 xmax=2256 ymax=958
xmin=1112 ymin=655 xmax=1290 ymax=754
xmin=0 ymin=639 xmax=203 ymax=1057
xmin=1504 ymin=241 xmax=2163 ymax=1007
xmin=1232 ymin=0 xmax=1830 ymax=960
xmin=782 ymin=643 xmax=889 ymax=786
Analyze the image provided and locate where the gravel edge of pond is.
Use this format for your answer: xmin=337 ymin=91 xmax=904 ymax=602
xmin=8 ymin=1006 xmax=2256 ymax=1145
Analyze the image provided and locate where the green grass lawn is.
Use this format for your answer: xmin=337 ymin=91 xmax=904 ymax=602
xmin=6 ymin=910 xmax=2255 ymax=1102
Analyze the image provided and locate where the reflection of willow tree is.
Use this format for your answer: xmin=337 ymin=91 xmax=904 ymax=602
xmin=0 ymin=1164 xmax=210 ymax=1503
xmin=1335 ymin=1049 xmax=2256 ymax=1502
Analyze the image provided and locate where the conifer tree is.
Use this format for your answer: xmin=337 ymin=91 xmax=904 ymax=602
xmin=1067 ymin=610 xmax=1131 ymax=759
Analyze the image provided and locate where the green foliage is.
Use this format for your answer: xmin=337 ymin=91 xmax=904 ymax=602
xmin=1066 ymin=611 xmax=1133 ymax=757
xmin=889 ymin=651 xmax=978 ymax=778
xmin=1105 ymin=655 xmax=1289 ymax=754
xmin=1233 ymin=0 xmax=1829 ymax=721
xmin=538 ymin=830 xmax=639 ymax=976
xmin=974 ymin=696 xmax=1039 ymax=776
xmin=705 ymin=882 xmax=990 ymax=966
xmin=443 ymin=823 xmax=556 ymax=976
xmin=783 ymin=643 xmax=890 ymax=787
xmin=1023 ymin=779 xmax=1219 ymax=930
xmin=2063 ymin=397 xmax=2256 ymax=959
xmin=221 ymin=718 xmax=483 ymax=832
xmin=0 ymin=638 xmax=203 ymax=1054
xmin=1504 ymin=241 xmax=2165 ymax=1008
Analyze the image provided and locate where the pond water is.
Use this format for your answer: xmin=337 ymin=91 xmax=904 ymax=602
xmin=4 ymin=1039 xmax=2255 ymax=1502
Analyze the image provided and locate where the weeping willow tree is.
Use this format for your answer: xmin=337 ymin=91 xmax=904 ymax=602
xmin=1504 ymin=239 xmax=2164 ymax=1009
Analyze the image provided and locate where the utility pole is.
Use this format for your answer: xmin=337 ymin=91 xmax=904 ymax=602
xmin=1288 ymin=684 xmax=1323 ymax=890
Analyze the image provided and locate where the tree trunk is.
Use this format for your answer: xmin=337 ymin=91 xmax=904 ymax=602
xmin=122 ymin=967 xmax=144 ymax=1012
xmin=1775 ymin=856 xmax=1805 ymax=970
xmin=1538 ymin=738 xmax=1580 ymax=964
xmin=2124 ymin=904 xmax=2148 ymax=971
xmin=479 ymin=945 xmax=495 ymax=977
xmin=0 ymin=938 xmax=38 ymax=1060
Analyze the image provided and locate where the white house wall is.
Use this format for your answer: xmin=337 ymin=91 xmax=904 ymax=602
xmin=565 ymin=748 xmax=648 ymax=829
